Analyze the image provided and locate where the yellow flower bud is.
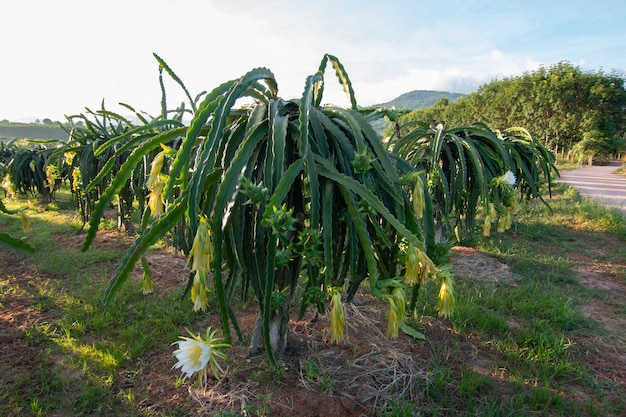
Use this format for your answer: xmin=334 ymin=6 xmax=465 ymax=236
xmin=71 ymin=168 xmax=82 ymax=193
xmin=482 ymin=203 xmax=497 ymax=237
xmin=417 ymin=249 xmax=437 ymax=284
xmin=140 ymin=256 xmax=153 ymax=295
xmin=329 ymin=290 xmax=346 ymax=343
xmin=496 ymin=211 xmax=513 ymax=233
xmin=405 ymin=245 xmax=437 ymax=285
xmin=392 ymin=286 xmax=406 ymax=320
xmin=142 ymin=273 xmax=154 ymax=295
xmin=385 ymin=297 xmax=400 ymax=338
xmin=412 ymin=177 xmax=424 ymax=219
xmin=2 ymin=174 xmax=14 ymax=196
xmin=482 ymin=216 xmax=492 ymax=237
xmin=147 ymin=151 xmax=166 ymax=190
xmin=188 ymin=216 xmax=213 ymax=273
xmin=20 ymin=211 xmax=32 ymax=232
xmin=404 ymin=244 xmax=420 ymax=285
xmin=147 ymin=179 xmax=165 ymax=217
xmin=191 ymin=270 xmax=209 ymax=312
xmin=188 ymin=217 xmax=214 ymax=312
xmin=497 ymin=215 xmax=506 ymax=233
xmin=437 ymin=273 xmax=455 ymax=318
xmin=385 ymin=286 xmax=407 ymax=338
xmin=45 ymin=164 xmax=58 ymax=191
xmin=64 ymin=151 xmax=76 ymax=166
xmin=504 ymin=211 xmax=513 ymax=229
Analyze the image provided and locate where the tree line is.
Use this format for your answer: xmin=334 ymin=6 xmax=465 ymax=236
xmin=0 ymin=121 xmax=69 ymax=141
xmin=386 ymin=62 xmax=626 ymax=163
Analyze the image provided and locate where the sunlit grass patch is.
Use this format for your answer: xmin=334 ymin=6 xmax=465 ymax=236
xmin=2 ymin=165 xmax=625 ymax=416
xmin=522 ymin=183 xmax=626 ymax=238
xmin=460 ymin=183 xmax=626 ymax=413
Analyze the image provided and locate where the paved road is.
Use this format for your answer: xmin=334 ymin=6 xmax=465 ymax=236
xmin=557 ymin=161 xmax=626 ymax=214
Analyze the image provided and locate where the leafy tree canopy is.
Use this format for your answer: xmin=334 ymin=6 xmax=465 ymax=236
xmin=387 ymin=62 xmax=626 ymax=157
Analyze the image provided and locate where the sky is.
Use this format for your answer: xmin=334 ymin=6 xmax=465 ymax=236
xmin=2 ymin=0 xmax=626 ymax=122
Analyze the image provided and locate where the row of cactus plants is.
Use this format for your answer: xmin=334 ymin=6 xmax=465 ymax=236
xmin=79 ymin=54 xmax=446 ymax=365
xmin=1 ymin=54 xmax=557 ymax=376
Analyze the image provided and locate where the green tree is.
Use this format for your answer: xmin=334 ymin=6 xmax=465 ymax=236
xmin=388 ymin=62 xmax=626 ymax=162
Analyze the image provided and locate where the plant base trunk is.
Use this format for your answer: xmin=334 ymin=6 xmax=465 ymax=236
xmin=117 ymin=203 xmax=134 ymax=234
xmin=248 ymin=309 xmax=290 ymax=358
xmin=435 ymin=223 xmax=445 ymax=243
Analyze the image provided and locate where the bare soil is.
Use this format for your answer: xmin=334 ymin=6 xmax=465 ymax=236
xmin=1 ymin=230 xmax=625 ymax=416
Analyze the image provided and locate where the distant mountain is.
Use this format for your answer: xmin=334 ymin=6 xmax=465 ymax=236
xmin=374 ymin=90 xmax=465 ymax=111
xmin=368 ymin=90 xmax=465 ymax=134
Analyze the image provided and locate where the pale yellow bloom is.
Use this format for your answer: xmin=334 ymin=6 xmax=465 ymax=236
xmin=500 ymin=170 xmax=516 ymax=186
xmin=494 ymin=170 xmax=516 ymax=187
xmin=174 ymin=337 xmax=211 ymax=378
xmin=172 ymin=327 xmax=230 ymax=384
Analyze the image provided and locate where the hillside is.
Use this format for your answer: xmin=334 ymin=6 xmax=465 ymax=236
xmin=369 ymin=90 xmax=465 ymax=134
xmin=374 ymin=89 xmax=465 ymax=110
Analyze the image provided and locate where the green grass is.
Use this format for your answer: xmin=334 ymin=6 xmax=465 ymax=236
xmin=1 ymin=182 xmax=625 ymax=416
xmin=401 ymin=183 xmax=625 ymax=416
xmin=1 ymin=191 xmax=201 ymax=416
xmin=469 ymin=186 xmax=623 ymax=413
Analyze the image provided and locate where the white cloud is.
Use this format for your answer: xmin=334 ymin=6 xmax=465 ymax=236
xmin=342 ymin=49 xmax=542 ymax=107
xmin=1 ymin=0 xmax=625 ymax=121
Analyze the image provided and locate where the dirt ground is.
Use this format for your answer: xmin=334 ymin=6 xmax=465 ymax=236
xmin=1 ymin=228 xmax=625 ymax=416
